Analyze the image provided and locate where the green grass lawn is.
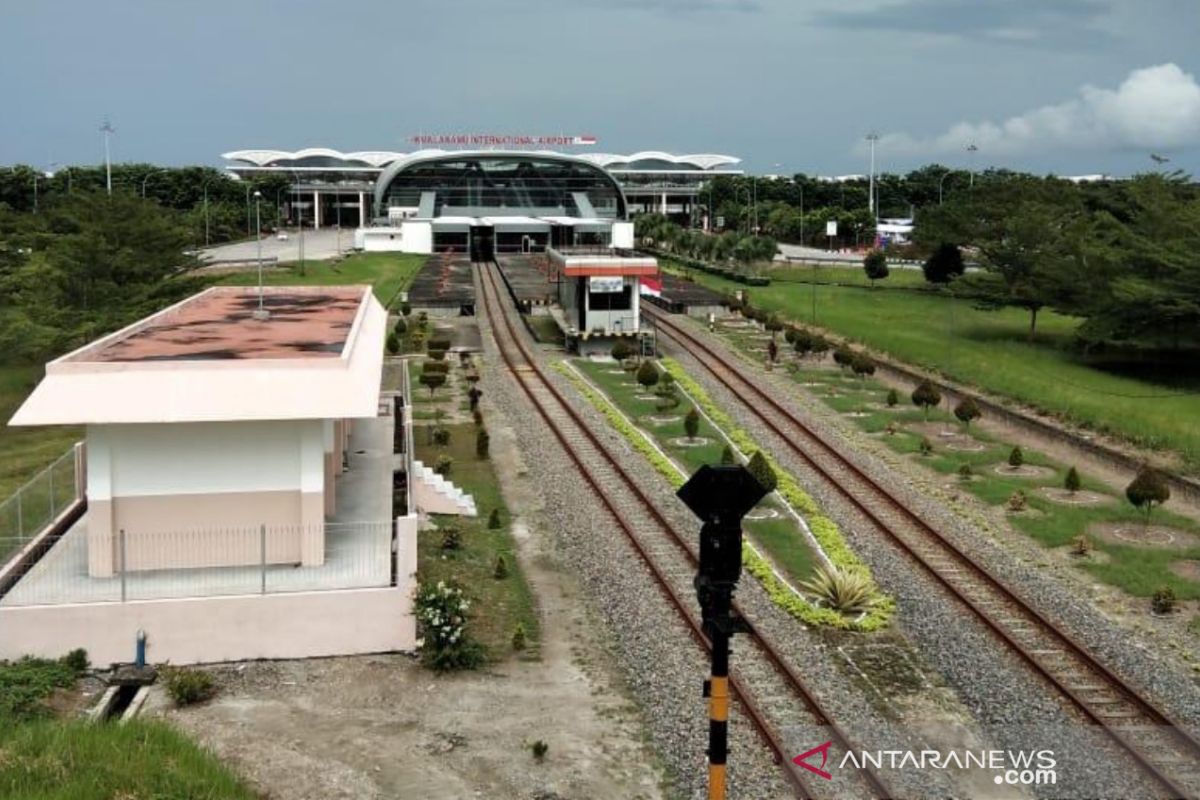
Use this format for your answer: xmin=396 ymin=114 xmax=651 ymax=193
xmin=0 ymin=656 xmax=253 ymax=799
xmin=413 ymin=421 xmax=540 ymax=659
xmin=764 ymin=354 xmax=1200 ymax=601
xmin=216 ymin=251 xmax=425 ymax=308
xmin=678 ymin=267 xmax=1200 ymax=471
xmin=572 ymin=359 xmax=818 ymax=584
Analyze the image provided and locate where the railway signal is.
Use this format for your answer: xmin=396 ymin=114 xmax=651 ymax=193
xmin=677 ymin=464 xmax=769 ymax=800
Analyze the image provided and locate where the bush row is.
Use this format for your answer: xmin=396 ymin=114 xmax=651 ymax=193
xmin=654 ymin=251 xmax=770 ymax=286
xmin=660 ymin=358 xmax=894 ymax=631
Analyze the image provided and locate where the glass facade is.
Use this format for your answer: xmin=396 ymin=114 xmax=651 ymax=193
xmin=377 ymin=155 xmax=626 ymax=219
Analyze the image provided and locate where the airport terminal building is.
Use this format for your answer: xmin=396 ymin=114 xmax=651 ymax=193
xmin=221 ymin=147 xmax=742 ymax=243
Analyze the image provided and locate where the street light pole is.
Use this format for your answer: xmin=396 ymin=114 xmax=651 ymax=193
xmin=245 ymin=184 xmax=252 ymax=238
xmin=866 ymin=132 xmax=879 ymax=215
xmin=966 ymin=143 xmax=978 ymax=189
xmin=253 ymin=190 xmax=269 ymax=321
xmin=141 ymin=169 xmax=164 ymax=198
xmin=99 ymin=119 xmax=115 ymax=196
xmin=938 ymin=170 xmax=953 ymax=205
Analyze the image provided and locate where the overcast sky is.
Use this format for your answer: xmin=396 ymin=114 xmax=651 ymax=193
xmin=2 ymin=0 xmax=1198 ymax=176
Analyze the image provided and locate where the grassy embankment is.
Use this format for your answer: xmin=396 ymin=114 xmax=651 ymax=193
xmin=0 ymin=656 xmax=254 ymax=799
xmin=408 ymin=352 xmax=540 ymax=658
xmin=715 ymin=319 xmax=1200 ymax=602
xmin=668 ymin=262 xmax=1200 ymax=472
xmin=570 ymin=359 xmax=817 ymax=583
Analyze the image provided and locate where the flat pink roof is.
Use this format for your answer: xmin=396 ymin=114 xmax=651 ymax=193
xmin=70 ymin=287 xmax=365 ymax=363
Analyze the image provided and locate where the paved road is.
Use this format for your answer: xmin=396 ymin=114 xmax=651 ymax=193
xmin=198 ymin=228 xmax=349 ymax=264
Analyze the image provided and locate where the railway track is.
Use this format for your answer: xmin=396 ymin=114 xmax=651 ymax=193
xmin=645 ymin=304 xmax=1200 ymax=799
xmin=477 ymin=262 xmax=893 ymax=799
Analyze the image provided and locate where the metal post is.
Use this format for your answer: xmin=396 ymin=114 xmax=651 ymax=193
xmin=120 ymin=529 xmax=127 ymax=603
xmin=16 ymin=491 xmax=23 ymax=539
xmin=677 ymin=466 xmax=768 ymax=800
xmin=260 ymin=524 xmax=267 ymax=595
xmin=47 ymin=462 xmax=55 ymax=517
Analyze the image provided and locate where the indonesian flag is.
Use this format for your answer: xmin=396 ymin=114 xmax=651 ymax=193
xmin=640 ymin=275 xmax=663 ymax=298
xmin=573 ymin=134 xmax=598 ymax=145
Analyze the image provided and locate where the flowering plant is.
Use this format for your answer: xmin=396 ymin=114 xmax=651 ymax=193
xmin=414 ymin=580 xmax=484 ymax=671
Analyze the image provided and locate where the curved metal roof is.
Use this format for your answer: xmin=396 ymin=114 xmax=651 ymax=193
xmin=372 ymin=149 xmax=629 ymax=218
xmin=224 ymin=148 xmax=741 ymax=172
xmin=578 ymin=151 xmax=741 ymax=171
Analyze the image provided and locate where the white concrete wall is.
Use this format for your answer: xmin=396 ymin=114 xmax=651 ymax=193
xmin=362 ymin=222 xmax=433 ymax=254
xmin=611 ymin=221 xmax=634 ymax=249
xmin=0 ymin=516 xmax=420 ymax=666
xmin=90 ymin=420 xmax=320 ymax=498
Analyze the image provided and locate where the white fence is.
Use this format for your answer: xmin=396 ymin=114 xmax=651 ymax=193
xmin=0 ymin=520 xmax=393 ymax=607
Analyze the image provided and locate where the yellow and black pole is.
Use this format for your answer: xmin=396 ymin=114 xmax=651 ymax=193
xmin=678 ymin=464 xmax=769 ymax=800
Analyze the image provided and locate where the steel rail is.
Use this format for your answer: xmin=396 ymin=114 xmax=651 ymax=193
xmin=646 ymin=304 xmax=1200 ymax=800
xmin=478 ymin=262 xmax=893 ymax=799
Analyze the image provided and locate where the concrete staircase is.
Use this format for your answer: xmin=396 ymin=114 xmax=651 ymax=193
xmin=411 ymin=459 xmax=477 ymax=517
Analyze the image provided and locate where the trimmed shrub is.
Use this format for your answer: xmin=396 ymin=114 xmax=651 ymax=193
xmin=862 ymin=249 xmax=889 ymax=286
xmin=440 ymin=524 xmax=462 ymax=551
xmin=683 ymin=408 xmax=701 ymax=440
xmin=611 ymin=340 xmax=635 ymax=361
xmin=419 ymin=371 xmax=447 ymax=397
xmin=953 ymin=396 xmax=981 ymax=428
xmin=1008 ymin=446 xmax=1024 ymax=469
xmin=393 ymin=316 xmax=407 ymax=336
xmin=530 ymin=739 xmax=549 ymax=761
xmin=433 ymin=455 xmax=452 ymax=476
xmin=885 ymin=388 xmax=899 ymax=407
xmin=1126 ymin=467 xmax=1170 ymax=522
xmin=468 ymin=386 xmax=482 ymax=411
xmin=163 ymin=666 xmax=216 ymax=707
xmin=512 ymin=623 xmax=527 ymax=651
xmin=422 ymin=360 xmax=450 ymax=374
xmin=1007 ymin=490 xmax=1027 ymax=511
xmin=911 ymin=380 xmax=941 ymax=418
xmin=919 ymin=437 xmax=933 ymax=456
xmin=1152 ymin=586 xmax=1177 ymax=615
xmin=767 ymin=338 xmax=778 ymax=364
xmin=400 ymin=301 xmax=412 ymax=316
xmin=1064 ymin=467 xmax=1082 ymax=494
xmin=386 ymin=333 xmax=400 ymax=355
xmin=432 ymin=427 xmax=451 ymax=446
xmin=487 ymin=508 xmax=501 ymax=529
xmin=832 ymin=347 xmax=854 ymax=370
xmin=1071 ymin=534 xmax=1092 ymax=556
xmin=784 ymin=327 xmax=798 ymax=345
xmin=850 ymin=353 xmax=875 ymax=379
xmin=473 ymin=408 xmax=484 ymax=426
xmin=720 ymin=445 xmax=736 ymax=465
xmin=476 ymin=428 xmax=490 ymax=458
xmin=636 ymin=359 xmax=660 ymax=388
xmin=957 ymin=462 xmax=974 ymax=481
xmin=61 ymin=648 xmax=89 ymax=674
xmin=493 ymin=555 xmax=509 ymax=580
xmin=747 ymin=450 xmax=777 ymax=493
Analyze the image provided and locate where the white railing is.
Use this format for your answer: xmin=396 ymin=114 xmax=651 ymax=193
xmin=0 ymin=520 xmax=392 ymax=607
xmin=0 ymin=446 xmax=81 ymax=558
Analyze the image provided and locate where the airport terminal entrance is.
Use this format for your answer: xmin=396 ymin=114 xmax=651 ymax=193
xmin=470 ymin=226 xmax=494 ymax=262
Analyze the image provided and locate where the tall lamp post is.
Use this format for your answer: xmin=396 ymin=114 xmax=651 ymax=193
xmin=99 ymin=119 xmax=115 ymax=196
xmin=938 ymin=170 xmax=954 ymax=205
xmin=141 ymin=169 xmax=165 ymax=198
xmin=253 ymin=190 xmax=269 ymax=321
xmin=201 ymin=175 xmax=218 ymax=247
xmin=966 ymin=143 xmax=978 ymax=188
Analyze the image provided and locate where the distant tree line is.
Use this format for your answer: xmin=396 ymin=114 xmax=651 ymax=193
xmin=915 ymin=172 xmax=1200 ymax=353
xmin=0 ymin=191 xmax=214 ymax=362
xmin=0 ymin=163 xmax=290 ymax=247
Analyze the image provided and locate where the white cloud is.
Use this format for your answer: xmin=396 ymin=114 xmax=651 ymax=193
xmin=875 ymin=63 xmax=1200 ymax=157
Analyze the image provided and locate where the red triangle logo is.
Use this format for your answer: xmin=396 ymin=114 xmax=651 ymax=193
xmin=792 ymin=740 xmax=834 ymax=780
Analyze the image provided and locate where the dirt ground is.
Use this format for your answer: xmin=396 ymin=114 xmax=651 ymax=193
xmin=145 ymin=392 xmax=666 ymax=800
